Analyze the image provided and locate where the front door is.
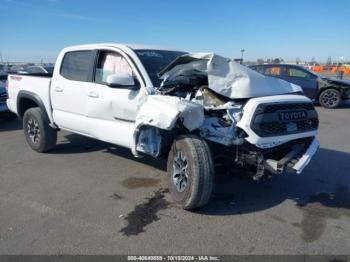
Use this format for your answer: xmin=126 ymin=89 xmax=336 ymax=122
xmin=86 ymin=50 xmax=145 ymax=148
xmin=284 ymin=67 xmax=318 ymax=99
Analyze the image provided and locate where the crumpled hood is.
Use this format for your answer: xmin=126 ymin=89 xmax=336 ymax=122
xmin=159 ymin=53 xmax=302 ymax=99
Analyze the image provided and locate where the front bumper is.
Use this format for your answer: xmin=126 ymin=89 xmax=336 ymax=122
xmin=264 ymin=138 xmax=319 ymax=175
xmin=292 ymin=138 xmax=319 ymax=174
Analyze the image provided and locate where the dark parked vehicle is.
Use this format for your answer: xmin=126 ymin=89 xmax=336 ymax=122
xmin=0 ymin=72 xmax=16 ymax=120
xmin=249 ymin=64 xmax=350 ymax=108
xmin=19 ymin=65 xmax=54 ymax=75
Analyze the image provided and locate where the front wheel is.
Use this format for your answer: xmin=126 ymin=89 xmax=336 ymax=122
xmin=23 ymin=107 xmax=57 ymax=152
xmin=167 ymin=135 xmax=214 ymax=210
xmin=319 ymin=88 xmax=341 ymax=108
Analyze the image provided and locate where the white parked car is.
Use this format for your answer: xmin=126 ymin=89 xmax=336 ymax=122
xmin=6 ymin=43 xmax=319 ymax=209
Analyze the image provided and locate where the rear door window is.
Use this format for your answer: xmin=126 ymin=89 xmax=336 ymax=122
xmin=60 ymin=51 xmax=94 ymax=82
xmin=288 ymin=68 xmax=310 ymax=78
xmin=264 ymin=66 xmax=282 ymax=76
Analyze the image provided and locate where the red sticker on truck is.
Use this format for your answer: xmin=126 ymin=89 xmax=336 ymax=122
xmin=10 ymin=76 xmax=23 ymax=81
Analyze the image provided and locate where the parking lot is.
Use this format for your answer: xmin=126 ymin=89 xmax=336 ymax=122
xmin=0 ymin=104 xmax=349 ymax=255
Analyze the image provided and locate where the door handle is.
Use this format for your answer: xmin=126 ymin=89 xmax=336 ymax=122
xmin=88 ymin=91 xmax=99 ymax=98
xmin=54 ymin=86 xmax=63 ymax=92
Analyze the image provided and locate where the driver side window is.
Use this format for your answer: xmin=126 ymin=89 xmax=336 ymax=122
xmin=94 ymin=51 xmax=133 ymax=84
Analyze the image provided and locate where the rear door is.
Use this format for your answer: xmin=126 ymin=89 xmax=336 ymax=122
xmin=50 ymin=50 xmax=96 ymax=135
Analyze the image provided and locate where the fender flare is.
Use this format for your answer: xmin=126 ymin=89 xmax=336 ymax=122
xmin=17 ymin=90 xmax=51 ymax=123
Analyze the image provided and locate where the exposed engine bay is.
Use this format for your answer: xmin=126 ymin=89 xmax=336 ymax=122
xmin=133 ymin=53 xmax=319 ymax=179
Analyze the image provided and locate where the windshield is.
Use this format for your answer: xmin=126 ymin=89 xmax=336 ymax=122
xmin=44 ymin=66 xmax=54 ymax=74
xmin=135 ymin=49 xmax=187 ymax=86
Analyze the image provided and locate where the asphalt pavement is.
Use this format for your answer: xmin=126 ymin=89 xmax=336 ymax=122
xmin=0 ymin=104 xmax=349 ymax=255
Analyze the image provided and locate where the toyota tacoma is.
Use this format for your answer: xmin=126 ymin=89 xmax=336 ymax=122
xmin=6 ymin=44 xmax=319 ymax=209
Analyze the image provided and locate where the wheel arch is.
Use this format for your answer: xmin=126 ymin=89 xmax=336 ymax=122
xmin=132 ymin=122 xmax=190 ymax=158
xmin=17 ymin=91 xmax=50 ymax=122
xmin=317 ymin=86 xmax=343 ymax=99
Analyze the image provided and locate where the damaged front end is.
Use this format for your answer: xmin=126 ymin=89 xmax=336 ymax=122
xmin=132 ymin=95 xmax=204 ymax=157
xmin=133 ymin=53 xmax=319 ymax=179
xmin=196 ymin=88 xmax=246 ymax=147
xmin=233 ymin=137 xmax=319 ymax=180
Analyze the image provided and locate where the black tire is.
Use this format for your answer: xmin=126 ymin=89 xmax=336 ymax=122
xmin=319 ymin=88 xmax=341 ymax=108
xmin=23 ymin=107 xmax=57 ymax=152
xmin=167 ymin=135 xmax=214 ymax=210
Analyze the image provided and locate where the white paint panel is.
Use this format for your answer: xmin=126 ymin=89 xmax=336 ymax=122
xmin=85 ymin=117 xmax=135 ymax=148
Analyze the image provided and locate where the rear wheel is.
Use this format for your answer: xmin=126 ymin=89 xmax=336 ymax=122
xmin=23 ymin=108 xmax=57 ymax=152
xmin=167 ymin=135 xmax=214 ymax=210
xmin=319 ymin=88 xmax=341 ymax=108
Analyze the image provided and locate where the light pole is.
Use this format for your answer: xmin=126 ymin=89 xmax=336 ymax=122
xmin=240 ymin=49 xmax=245 ymax=61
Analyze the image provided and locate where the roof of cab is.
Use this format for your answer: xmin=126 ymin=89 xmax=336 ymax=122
xmin=62 ymin=43 xmax=184 ymax=52
xmin=250 ymin=63 xmax=306 ymax=68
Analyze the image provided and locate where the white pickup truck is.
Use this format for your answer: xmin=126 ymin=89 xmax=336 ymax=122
xmin=7 ymin=43 xmax=319 ymax=210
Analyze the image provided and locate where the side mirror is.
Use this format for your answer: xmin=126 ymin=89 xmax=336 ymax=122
xmin=106 ymin=73 xmax=138 ymax=89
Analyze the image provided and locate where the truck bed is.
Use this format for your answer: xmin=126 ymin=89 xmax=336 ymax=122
xmin=6 ymin=74 xmax=53 ymax=123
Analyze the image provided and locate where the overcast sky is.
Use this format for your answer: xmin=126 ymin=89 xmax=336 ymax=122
xmin=1 ymin=0 xmax=349 ymax=63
